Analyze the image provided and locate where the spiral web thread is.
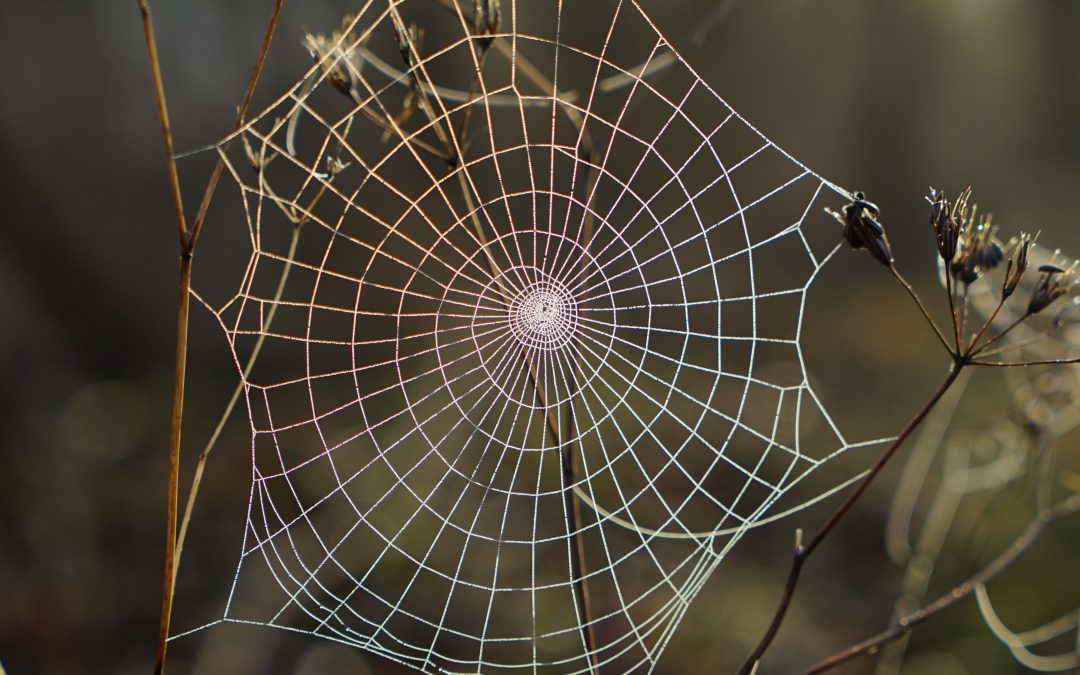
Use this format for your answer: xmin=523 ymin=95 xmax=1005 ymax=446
xmin=181 ymin=0 xmax=891 ymax=671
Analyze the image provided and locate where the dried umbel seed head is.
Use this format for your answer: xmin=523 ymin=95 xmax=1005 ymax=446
xmin=1001 ymin=232 xmax=1032 ymax=300
xmin=473 ymin=0 xmax=502 ymax=49
xmin=826 ymin=191 xmax=893 ymax=267
xmin=303 ymin=16 xmax=368 ymax=102
xmin=304 ymin=33 xmax=352 ymax=98
xmin=951 ymin=207 xmax=1004 ymax=285
xmin=1028 ymin=263 xmax=1076 ymax=315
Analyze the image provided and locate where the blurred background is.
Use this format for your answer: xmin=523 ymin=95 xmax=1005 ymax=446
xmin=1 ymin=1 xmax=1079 ymax=673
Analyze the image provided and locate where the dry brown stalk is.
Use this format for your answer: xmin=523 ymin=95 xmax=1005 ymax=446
xmin=136 ymin=1 xmax=283 ymax=672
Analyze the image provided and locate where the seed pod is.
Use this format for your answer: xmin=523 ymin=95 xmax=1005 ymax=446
xmin=1001 ymin=232 xmax=1031 ymax=300
xmin=1028 ymin=263 xmax=1075 ymax=315
xmin=473 ymin=0 xmax=502 ymax=50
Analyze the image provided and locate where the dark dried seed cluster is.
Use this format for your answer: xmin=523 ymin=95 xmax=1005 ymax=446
xmin=955 ymin=213 xmax=1004 ymax=285
xmin=392 ymin=18 xmax=424 ymax=71
xmin=826 ymin=191 xmax=893 ymax=266
xmin=927 ymin=187 xmax=965 ymax=264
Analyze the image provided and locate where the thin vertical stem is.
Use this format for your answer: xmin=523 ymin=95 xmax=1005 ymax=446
xmin=136 ymin=2 xmax=190 ymax=672
xmin=155 ymin=255 xmax=190 ymax=675
xmin=137 ymin=1 xmax=284 ymax=673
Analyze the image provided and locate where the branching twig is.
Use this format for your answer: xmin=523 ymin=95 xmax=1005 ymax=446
xmin=735 ymin=364 xmax=964 ymax=675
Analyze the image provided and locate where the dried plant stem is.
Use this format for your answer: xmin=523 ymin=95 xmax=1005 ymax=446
xmin=972 ymin=356 xmax=1080 ymax=367
xmin=802 ymin=490 xmax=1080 ymax=674
xmin=562 ymin=393 xmax=600 ymax=673
xmin=970 ymin=311 xmax=1029 ymax=356
xmin=138 ymin=0 xmax=187 ymax=244
xmin=137 ymin=1 xmax=283 ymax=672
xmin=964 ymin=294 xmax=1007 ymax=355
xmin=945 ymin=264 xmax=962 ymax=352
xmin=156 ymin=255 xmax=190 ymax=675
xmin=526 ymin=359 xmax=599 ymax=671
xmin=735 ymin=364 xmax=964 ymax=675
xmin=889 ymin=266 xmax=950 ymax=352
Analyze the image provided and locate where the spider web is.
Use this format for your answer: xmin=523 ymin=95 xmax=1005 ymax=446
xmin=181 ymin=1 xmax=887 ymax=671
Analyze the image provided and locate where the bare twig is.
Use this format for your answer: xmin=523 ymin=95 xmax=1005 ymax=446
xmin=964 ymin=294 xmax=1007 ymax=355
xmin=136 ymin=3 xmax=190 ymax=671
xmin=138 ymin=0 xmax=187 ymax=246
xmin=971 ymin=356 xmax=1080 ymax=367
xmin=945 ymin=260 xmax=962 ymax=353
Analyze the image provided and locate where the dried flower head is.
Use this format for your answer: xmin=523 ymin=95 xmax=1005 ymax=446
xmin=303 ymin=15 xmax=368 ymax=102
xmin=1001 ymin=231 xmax=1032 ymax=300
xmin=1028 ymin=262 xmax=1076 ymax=315
xmin=927 ymin=187 xmax=961 ymax=264
xmin=951 ymin=205 xmax=1004 ymax=285
xmin=327 ymin=155 xmax=351 ymax=178
xmin=826 ymin=191 xmax=893 ymax=267
xmin=241 ymin=133 xmax=276 ymax=173
xmin=473 ymin=0 xmax=502 ymax=50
